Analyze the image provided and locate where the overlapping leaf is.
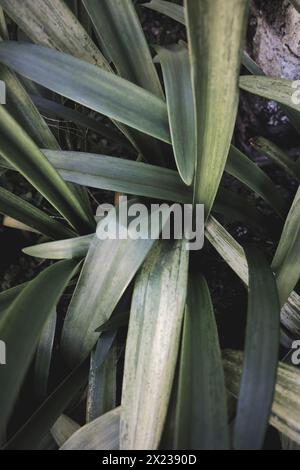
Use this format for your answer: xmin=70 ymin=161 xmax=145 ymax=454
xmin=121 ymin=239 xmax=189 ymax=450
xmin=0 ymin=258 xmax=80 ymax=438
xmin=233 ymin=247 xmax=280 ymax=450
xmin=0 ymin=106 xmax=94 ymax=233
xmin=185 ymin=0 xmax=249 ymax=218
xmin=174 ymin=274 xmax=229 ymax=450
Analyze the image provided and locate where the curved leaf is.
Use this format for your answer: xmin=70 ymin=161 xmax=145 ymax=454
xmin=61 ymin=201 xmax=170 ymax=367
xmin=5 ymin=359 xmax=89 ymax=450
xmin=174 ymin=274 xmax=229 ymax=450
xmin=83 ymin=0 xmax=163 ymax=97
xmin=156 ymin=44 xmax=195 ymax=185
xmin=120 ymin=239 xmax=189 ymax=450
xmin=34 ymin=310 xmax=57 ymax=400
xmin=0 ymin=106 xmax=94 ymax=233
xmin=144 ymin=0 xmax=184 ymax=24
xmin=227 ymin=146 xmax=288 ymax=218
xmin=86 ymin=332 xmax=117 ymax=422
xmin=43 ymin=150 xmax=191 ymax=203
xmin=0 ymin=42 xmax=170 ymax=144
xmin=224 ymin=350 xmax=300 ymax=446
xmin=251 ymin=137 xmax=300 ymax=183
xmin=51 ymin=415 xmax=80 ymax=447
xmin=233 ymin=247 xmax=280 ymax=450
xmin=32 ymin=95 xmax=131 ymax=148
xmin=0 ymin=64 xmax=59 ymax=149
xmin=186 ymin=0 xmax=249 ymax=217
xmin=0 ymin=0 xmax=108 ymax=68
xmin=239 ymin=76 xmax=300 ymax=113
xmin=23 ymin=234 xmax=94 ymax=260
xmin=61 ymin=407 xmax=120 ymax=450
xmin=0 ymin=185 xmax=75 ymax=239
xmin=0 ymin=258 xmax=81 ymax=438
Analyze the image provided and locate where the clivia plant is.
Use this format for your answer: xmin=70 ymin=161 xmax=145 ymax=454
xmin=0 ymin=0 xmax=299 ymax=450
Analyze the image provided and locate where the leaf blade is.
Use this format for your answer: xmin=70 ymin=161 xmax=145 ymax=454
xmin=120 ymin=239 xmax=189 ymax=450
xmin=233 ymin=247 xmax=280 ymax=450
xmin=186 ymin=0 xmax=249 ymax=218
xmin=174 ymin=274 xmax=229 ymax=450
xmin=0 ymin=258 xmax=81 ymax=438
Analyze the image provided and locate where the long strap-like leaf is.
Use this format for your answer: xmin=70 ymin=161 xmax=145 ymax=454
xmin=186 ymin=0 xmax=249 ymax=218
xmin=205 ymin=217 xmax=300 ymax=342
xmin=239 ymin=76 xmax=300 ymax=113
xmin=4 ymin=359 xmax=89 ymax=450
xmin=0 ymin=185 xmax=75 ymax=239
xmin=234 ymin=247 xmax=280 ymax=450
xmin=174 ymin=274 xmax=229 ymax=450
xmin=61 ymin=407 xmax=120 ymax=450
xmin=0 ymin=42 xmax=170 ymax=144
xmin=0 ymin=106 xmax=94 ymax=233
xmin=121 ymin=239 xmax=189 ymax=450
xmin=0 ymin=258 xmax=81 ymax=439
xmin=272 ymin=187 xmax=300 ymax=306
xmin=83 ymin=0 xmax=163 ymax=98
xmin=224 ymin=350 xmax=300 ymax=446
xmin=251 ymin=137 xmax=300 ymax=183
xmin=156 ymin=44 xmax=195 ymax=185
xmin=61 ymin=201 xmax=171 ymax=367
xmin=0 ymin=0 xmax=108 ymax=68
xmin=0 ymin=63 xmax=59 ymax=149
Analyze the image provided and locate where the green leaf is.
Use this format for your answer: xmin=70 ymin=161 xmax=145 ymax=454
xmin=239 ymin=76 xmax=300 ymax=113
xmin=205 ymin=216 xmax=248 ymax=284
xmin=0 ymin=42 xmax=170 ymax=144
xmin=95 ymin=310 xmax=130 ymax=334
xmin=186 ymin=0 xmax=249 ymax=218
xmin=43 ymin=150 xmax=284 ymax=227
xmin=34 ymin=310 xmax=57 ymax=400
xmin=276 ymin=227 xmax=300 ymax=307
xmin=144 ymin=0 xmax=185 ymax=24
xmin=272 ymin=187 xmax=300 ymax=306
xmin=0 ymin=258 xmax=81 ymax=438
xmin=145 ymin=1 xmax=300 ymax=132
xmin=0 ymin=106 xmax=94 ymax=233
xmin=174 ymin=274 xmax=229 ymax=450
xmin=31 ymin=95 xmax=131 ymax=148
xmin=206 ymin=216 xmax=300 ymax=342
xmin=4 ymin=359 xmax=89 ymax=450
xmin=0 ymin=6 xmax=8 ymax=38
xmin=0 ymin=1 xmax=163 ymax=159
xmin=86 ymin=332 xmax=117 ymax=422
xmin=43 ymin=150 xmax=191 ymax=203
xmin=0 ymin=283 xmax=27 ymax=315
xmin=0 ymin=65 xmax=59 ymax=149
xmin=224 ymin=350 xmax=300 ymax=446
xmin=227 ymin=146 xmax=288 ymax=218
xmin=23 ymin=234 xmax=94 ymax=260
xmin=251 ymin=137 xmax=300 ymax=183
xmin=120 ymin=239 xmax=189 ymax=450
xmin=51 ymin=415 xmax=80 ymax=447
xmin=242 ymin=53 xmax=300 ymax=135
xmin=82 ymin=0 xmax=163 ymax=98
xmin=233 ymin=247 xmax=280 ymax=450
xmin=272 ymin=187 xmax=300 ymax=272
xmin=61 ymin=407 xmax=120 ymax=450
xmin=0 ymin=185 xmax=75 ymax=239
xmin=0 ymin=0 xmax=108 ymax=68
xmin=61 ymin=200 xmax=170 ymax=367
xmin=156 ymin=44 xmax=195 ymax=185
